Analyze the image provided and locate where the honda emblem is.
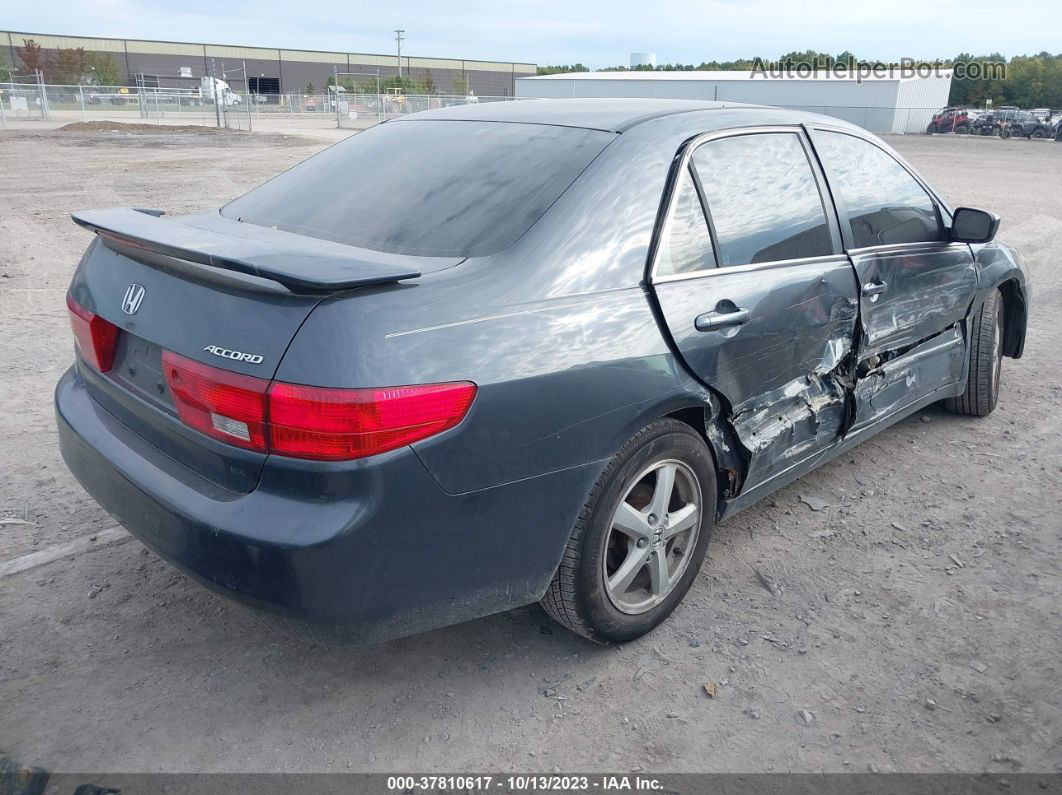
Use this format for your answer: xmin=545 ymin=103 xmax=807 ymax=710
xmin=122 ymin=284 xmax=145 ymax=316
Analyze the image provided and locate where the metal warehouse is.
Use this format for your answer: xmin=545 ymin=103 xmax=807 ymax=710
xmin=516 ymin=70 xmax=953 ymax=133
xmin=2 ymin=31 xmax=536 ymax=97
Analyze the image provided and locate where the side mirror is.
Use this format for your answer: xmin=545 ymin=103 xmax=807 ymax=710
xmin=951 ymin=207 xmax=1000 ymax=244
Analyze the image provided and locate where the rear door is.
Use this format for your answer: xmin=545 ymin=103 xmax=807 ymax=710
xmin=807 ymin=128 xmax=977 ymax=431
xmin=649 ymin=127 xmax=860 ymax=490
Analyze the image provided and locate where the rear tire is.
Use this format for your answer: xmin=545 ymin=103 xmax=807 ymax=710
xmin=541 ymin=419 xmax=716 ymax=644
xmin=1032 ymin=129 xmax=1045 ymax=138
xmin=955 ymin=125 xmax=969 ymax=135
xmin=926 ymin=124 xmax=938 ymax=135
xmin=945 ymin=289 xmax=1004 ymax=417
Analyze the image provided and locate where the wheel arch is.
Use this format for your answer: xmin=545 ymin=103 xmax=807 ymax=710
xmin=997 ymin=278 xmax=1027 ymax=358
xmin=663 ymin=402 xmax=748 ymax=518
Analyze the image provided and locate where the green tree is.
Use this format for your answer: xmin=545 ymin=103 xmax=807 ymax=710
xmin=0 ymin=60 xmax=11 ymax=82
xmin=326 ymin=74 xmax=360 ymax=93
xmin=304 ymin=82 xmax=315 ymax=94
xmin=536 ymin=64 xmax=589 ymax=75
xmin=380 ymin=75 xmax=426 ymax=94
xmin=85 ymin=52 xmax=121 ymax=87
xmin=451 ymin=73 xmax=469 ymax=95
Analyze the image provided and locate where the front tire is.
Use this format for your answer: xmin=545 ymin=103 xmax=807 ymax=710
xmin=945 ymin=289 xmax=1005 ymax=417
xmin=541 ymin=419 xmax=716 ymax=644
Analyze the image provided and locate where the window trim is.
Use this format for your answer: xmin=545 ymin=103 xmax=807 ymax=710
xmin=653 ymin=253 xmax=852 ymax=284
xmin=653 ymin=163 xmax=721 ymax=278
xmin=804 ymin=125 xmax=953 ymax=254
xmin=647 ymin=126 xmax=843 ymax=284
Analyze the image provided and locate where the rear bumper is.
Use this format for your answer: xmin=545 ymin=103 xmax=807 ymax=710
xmin=56 ymin=366 xmax=600 ymax=642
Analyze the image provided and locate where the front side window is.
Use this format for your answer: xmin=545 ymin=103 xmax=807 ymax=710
xmin=655 ymin=166 xmax=717 ymax=277
xmin=814 ymin=130 xmax=943 ymax=248
xmin=691 ymin=133 xmax=833 ymax=267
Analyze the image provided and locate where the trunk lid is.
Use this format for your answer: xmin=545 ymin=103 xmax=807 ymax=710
xmin=69 ymin=210 xmax=459 ymax=492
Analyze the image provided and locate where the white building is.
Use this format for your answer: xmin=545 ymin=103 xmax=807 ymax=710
xmin=515 ymin=69 xmax=953 ymax=134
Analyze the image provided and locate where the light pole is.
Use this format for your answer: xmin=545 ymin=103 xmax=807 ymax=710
xmin=394 ymin=29 xmax=405 ymax=78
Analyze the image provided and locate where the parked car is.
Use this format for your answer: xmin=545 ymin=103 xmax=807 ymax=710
xmin=56 ymin=99 xmax=1029 ymax=644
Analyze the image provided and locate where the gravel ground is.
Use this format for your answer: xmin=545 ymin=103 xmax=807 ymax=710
xmin=0 ymin=128 xmax=1060 ymax=775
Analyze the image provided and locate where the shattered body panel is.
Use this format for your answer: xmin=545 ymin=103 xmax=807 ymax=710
xmin=653 ymin=258 xmax=860 ymax=487
xmin=846 ymin=242 xmax=977 ymax=430
xmin=850 ymin=326 xmax=966 ymax=429
xmin=644 ymin=119 xmax=1030 ymax=518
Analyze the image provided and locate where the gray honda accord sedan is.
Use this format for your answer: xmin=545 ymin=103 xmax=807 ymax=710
xmin=56 ymin=99 xmax=1029 ymax=644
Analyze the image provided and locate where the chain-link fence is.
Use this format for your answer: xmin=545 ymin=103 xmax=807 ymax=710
xmin=0 ymin=78 xmax=534 ymax=133
xmin=0 ymin=79 xmax=1015 ymax=137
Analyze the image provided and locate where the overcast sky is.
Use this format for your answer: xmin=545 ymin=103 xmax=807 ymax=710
xmin=6 ymin=0 xmax=1060 ymax=67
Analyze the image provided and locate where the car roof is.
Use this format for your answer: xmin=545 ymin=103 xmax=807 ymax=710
xmin=392 ymin=97 xmax=850 ymax=134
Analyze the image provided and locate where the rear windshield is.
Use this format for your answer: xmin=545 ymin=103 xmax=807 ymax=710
xmin=222 ymin=119 xmax=614 ymax=258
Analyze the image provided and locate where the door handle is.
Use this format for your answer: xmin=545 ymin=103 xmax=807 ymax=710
xmin=862 ymin=280 xmax=888 ymax=297
xmin=695 ymin=307 xmax=750 ymax=331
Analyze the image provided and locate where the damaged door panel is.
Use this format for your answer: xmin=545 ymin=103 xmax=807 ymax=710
xmin=844 ymin=243 xmax=977 ymax=433
xmin=654 ymin=259 xmax=859 ymax=489
xmin=650 ymin=128 xmax=861 ymax=492
xmin=806 ymin=127 xmax=980 ymax=432
xmin=849 ymin=243 xmax=977 ymax=352
xmin=850 ymin=324 xmax=965 ymax=429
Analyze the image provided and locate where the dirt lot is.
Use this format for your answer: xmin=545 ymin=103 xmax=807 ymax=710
xmin=0 ymin=127 xmax=1060 ymax=775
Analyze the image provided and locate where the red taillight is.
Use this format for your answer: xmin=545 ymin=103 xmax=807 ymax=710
xmin=66 ymin=294 xmax=119 ymax=372
xmin=162 ymin=351 xmax=268 ymax=451
xmin=161 ymin=351 xmax=476 ymax=461
xmin=269 ymin=381 xmax=477 ymax=461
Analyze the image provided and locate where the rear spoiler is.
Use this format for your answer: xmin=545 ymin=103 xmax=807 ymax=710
xmin=72 ymin=208 xmax=421 ymax=294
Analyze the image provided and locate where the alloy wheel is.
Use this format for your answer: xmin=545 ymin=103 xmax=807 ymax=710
xmin=602 ymin=460 xmax=702 ymax=615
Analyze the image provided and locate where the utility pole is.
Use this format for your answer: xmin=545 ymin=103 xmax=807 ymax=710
xmin=210 ymin=58 xmax=221 ymax=129
xmin=394 ymin=29 xmax=404 ymax=78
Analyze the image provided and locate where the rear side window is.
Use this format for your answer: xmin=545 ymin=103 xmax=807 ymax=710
xmin=655 ymin=166 xmax=717 ymax=277
xmin=814 ymin=131 xmax=943 ymax=248
xmin=691 ymin=133 xmax=832 ymax=266
xmin=222 ymin=120 xmax=614 ymax=258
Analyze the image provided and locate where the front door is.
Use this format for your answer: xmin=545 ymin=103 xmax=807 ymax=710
xmin=808 ymin=128 xmax=977 ymax=431
xmin=650 ymin=128 xmax=860 ymax=490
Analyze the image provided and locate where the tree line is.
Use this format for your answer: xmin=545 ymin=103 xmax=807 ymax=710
xmin=537 ymin=50 xmax=1062 ymax=108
